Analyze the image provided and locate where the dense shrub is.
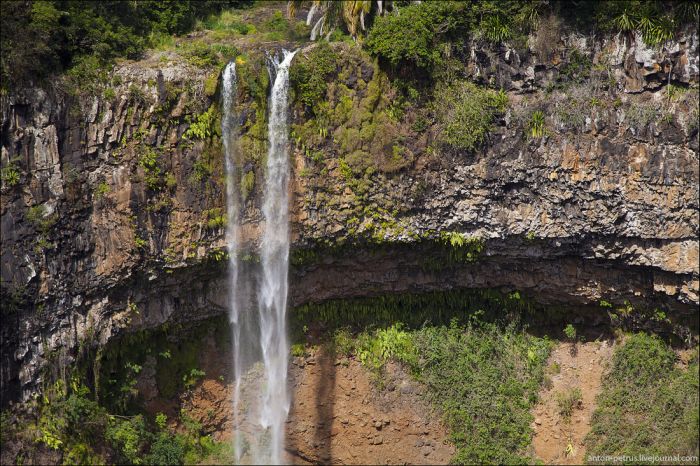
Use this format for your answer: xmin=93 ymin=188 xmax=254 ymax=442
xmin=362 ymin=0 xmax=697 ymax=73
xmin=145 ymin=432 xmax=187 ymax=465
xmin=413 ymin=322 xmax=552 ymax=464
xmin=607 ymin=333 xmax=675 ymax=385
xmin=586 ymin=333 xmax=699 ymax=460
xmin=106 ymin=415 xmax=150 ymax=464
xmin=17 ymin=346 xmax=235 ymax=465
xmin=290 ymin=42 xmax=338 ymax=112
xmin=354 ymin=323 xmax=418 ymax=377
xmin=364 ymin=2 xmax=468 ymax=71
xmin=435 ymin=82 xmax=508 ymax=153
xmin=590 ymin=0 xmax=696 ymax=44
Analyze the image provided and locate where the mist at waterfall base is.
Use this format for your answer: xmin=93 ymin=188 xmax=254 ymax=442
xmin=221 ymin=50 xmax=297 ymax=465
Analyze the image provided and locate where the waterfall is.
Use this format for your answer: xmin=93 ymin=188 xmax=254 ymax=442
xmin=221 ymin=60 xmax=245 ymax=462
xmin=222 ymin=50 xmax=296 ymax=465
xmin=257 ymin=48 xmax=297 ymax=465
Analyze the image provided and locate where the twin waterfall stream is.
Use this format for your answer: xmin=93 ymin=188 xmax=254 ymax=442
xmin=221 ymin=50 xmax=297 ymax=464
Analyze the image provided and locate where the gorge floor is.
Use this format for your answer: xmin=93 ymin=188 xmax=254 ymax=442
xmin=140 ymin=333 xmax=691 ymax=465
xmin=531 ymin=339 xmax=617 ymax=464
xmin=157 ymin=342 xmax=454 ymax=465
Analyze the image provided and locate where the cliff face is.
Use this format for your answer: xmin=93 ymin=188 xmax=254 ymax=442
xmin=1 ymin=27 xmax=698 ymax=403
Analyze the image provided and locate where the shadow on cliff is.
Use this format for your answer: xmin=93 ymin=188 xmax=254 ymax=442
xmin=312 ymin=344 xmax=337 ymax=464
xmin=286 ymin=342 xmax=337 ymax=464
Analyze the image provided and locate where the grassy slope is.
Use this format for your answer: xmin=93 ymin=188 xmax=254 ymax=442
xmin=329 ymin=318 xmax=554 ymax=464
xmin=585 ymin=334 xmax=699 ymax=463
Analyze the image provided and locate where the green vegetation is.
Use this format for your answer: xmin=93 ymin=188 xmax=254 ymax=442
xmin=165 ymin=172 xmax=177 ymax=191
xmin=414 ymin=322 xmax=552 ymax=464
xmin=291 ymin=288 xmax=547 ymax=343
xmin=480 ymin=14 xmax=512 ymax=43
xmin=527 ymin=110 xmax=547 ymax=139
xmin=259 ymin=9 xmax=308 ymax=42
xmin=134 ymin=235 xmax=148 ymax=250
xmin=291 ymin=343 xmax=307 ymax=358
xmin=563 ymin=324 xmax=577 ymax=341
xmin=361 ymin=1 xmax=697 ymax=76
xmin=183 ymin=106 xmax=219 ymax=141
xmin=99 ymin=316 xmax=230 ymax=407
xmin=354 ymin=323 xmax=418 ymax=376
xmin=237 ymin=53 xmax=270 ymax=173
xmin=291 ymin=230 xmax=485 ymax=270
xmin=365 ymin=2 xmax=467 ymax=71
xmin=204 ymin=208 xmax=227 ymax=230
xmin=241 ymin=171 xmax=255 ymax=200
xmin=3 ymin=0 xmax=696 ymax=93
xmin=34 ymin=379 xmax=108 ymax=461
xmin=439 ymin=232 xmax=485 ymax=263
xmin=198 ymin=5 xmax=308 ymax=43
xmin=597 ymin=2 xmax=685 ymax=45
xmin=290 ymin=42 xmax=338 ymax=112
xmin=586 ymin=334 xmax=699 ymax=461
xmin=362 ymin=1 xmax=696 ymax=74
xmin=1 ymin=319 xmax=236 ymax=463
xmin=201 ymin=9 xmax=257 ymax=35
xmin=4 ymin=1 xmax=698 ymax=464
xmin=182 ymin=368 xmax=206 ymax=391
xmin=138 ymin=146 xmax=163 ymax=191
xmin=293 ymin=294 xmax=691 ymax=464
xmin=0 ymin=0 xmax=252 ymax=91
xmin=325 ymin=314 xmax=553 ymax=464
xmin=184 ymin=42 xmax=238 ymax=69
xmin=292 ymin=50 xmax=414 ymax=175
xmin=203 ymin=71 xmax=219 ymax=97
xmin=1 ymin=162 xmax=21 ymax=188
xmin=15 ymin=373 xmax=236 ymax=465
xmin=103 ymin=87 xmax=116 ymax=100
xmin=291 ymin=288 xmax=555 ymax=464
xmin=556 ymin=387 xmax=583 ymax=419
xmin=26 ymin=204 xmax=58 ymax=233
xmin=94 ymin=181 xmax=110 ymax=200
xmin=435 ymin=82 xmax=508 ymax=153
xmin=558 ymin=49 xmax=592 ymax=85
xmin=191 ymin=157 xmax=213 ymax=184
xmin=626 ymin=102 xmax=660 ymax=129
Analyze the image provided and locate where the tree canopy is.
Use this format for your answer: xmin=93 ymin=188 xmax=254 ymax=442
xmin=0 ymin=0 xmax=251 ymax=91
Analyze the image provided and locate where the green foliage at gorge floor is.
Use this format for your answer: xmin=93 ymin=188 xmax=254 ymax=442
xmin=293 ymin=292 xmax=698 ymax=464
xmin=0 ymin=378 xmax=235 ymax=465
xmin=0 ymin=316 xmax=234 ymax=465
xmin=586 ymin=333 xmax=699 ymax=463
xmin=294 ymin=291 xmax=554 ymax=464
xmin=2 ymin=292 xmax=697 ymax=465
xmin=326 ymin=319 xmax=553 ymax=464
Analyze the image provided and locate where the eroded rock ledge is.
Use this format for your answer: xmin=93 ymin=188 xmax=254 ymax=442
xmin=1 ymin=29 xmax=698 ymax=404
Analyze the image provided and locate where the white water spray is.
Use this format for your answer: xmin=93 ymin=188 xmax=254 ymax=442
xmin=221 ymin=60 xmax=245 ymax=462
xmin=222 ymin=50 xmax=296 ymax=465
xmin=257 ymin=49 xmax=297 ymax=465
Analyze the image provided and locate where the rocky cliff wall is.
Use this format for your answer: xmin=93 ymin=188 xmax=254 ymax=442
xmin=1 ymin=27 xmax=698 ymax=403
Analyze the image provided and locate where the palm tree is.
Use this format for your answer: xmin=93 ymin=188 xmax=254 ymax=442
xmin=287 ymin=0 xmax=397 ymax=41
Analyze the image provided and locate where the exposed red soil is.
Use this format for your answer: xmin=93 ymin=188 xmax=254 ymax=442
xmin=151 ymin=339 xmax=454 ymax=465
xmin=531 ymin=339 xmax=616 ymax=464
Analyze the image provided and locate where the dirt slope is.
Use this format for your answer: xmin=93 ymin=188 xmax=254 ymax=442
xmin=531 ymin=339 xmax=616 ymax=464
xmin=162 ymin=342 xmax=453 ymax=465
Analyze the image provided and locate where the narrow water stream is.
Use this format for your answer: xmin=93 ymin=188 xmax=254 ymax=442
xmin=221 ymin=59 xmax=246 ymax=463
